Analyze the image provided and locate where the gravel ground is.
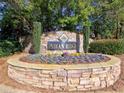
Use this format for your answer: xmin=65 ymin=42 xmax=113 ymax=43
xmin=0 ymin=53 xmax=124 ymax=93
xmin=0 ymin=84 xmax=36 ymax=93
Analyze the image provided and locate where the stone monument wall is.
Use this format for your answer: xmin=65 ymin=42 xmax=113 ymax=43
xmin=8 ymin=59 xmax=121 ymax=91
xmin=40 ymin=31 xmax=84 ymax=54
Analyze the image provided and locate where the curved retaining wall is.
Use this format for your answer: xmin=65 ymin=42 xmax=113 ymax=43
xmin=7 ymin=55 xmax=121 ymax=91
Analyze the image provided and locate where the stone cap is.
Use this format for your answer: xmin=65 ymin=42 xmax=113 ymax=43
xmin=7 ymin=54 xmax=121 ymax=70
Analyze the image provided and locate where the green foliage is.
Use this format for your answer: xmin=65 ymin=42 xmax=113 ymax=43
xmin=1 ymin=7 xmax=32 ymax=40
xmin=77 ymin=0 xmax=94 ymax=53
xmin=89 ymin=39 xmax=124 ymax=55
xmin=90 ymin=0 xmax=124 ymax=39
xmin=9 ymin=0 xmax=94 ymax=53
xmin=93 ymin=17 xmax=116 ymax=39
xmin=0 ymin=40 xmax=22 ymax=57
xmin=105 ymin=0 xmax=124 ymax=39
xmin=58 ymin=0 xmax=94 ymax=29
xmin=4 ymin=0 xmax=124 ymax=54
xmin=32 ymin=22 xmax=42 ymax=54
xmin=77 ymin=0 xmax=94 ymax=26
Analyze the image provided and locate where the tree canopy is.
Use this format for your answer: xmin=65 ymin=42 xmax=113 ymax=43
xmin=1 ymin=0 xmax=124 ymax=39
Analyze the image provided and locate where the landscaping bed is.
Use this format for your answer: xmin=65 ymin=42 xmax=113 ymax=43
xmin=20 ymin=53 xmax=110 ymax=64
xmin=0 ymin=53 xmax=124 ymax=93
xmin=7 ymin=53 xmax=121 ymax=91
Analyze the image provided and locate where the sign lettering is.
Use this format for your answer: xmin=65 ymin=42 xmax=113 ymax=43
xmin=47 ymin=42 xmax=76 ymax=50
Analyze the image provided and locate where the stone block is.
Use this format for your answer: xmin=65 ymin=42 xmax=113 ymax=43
xmin=16 ymin=70 xmax=26 ymax=75
xmin=94 ymin=80 xmax=100 ymax=87
xmin=77 ymin=85 xmax=88 ymax=91
xmin=16 ymin=79 xmax=25 ymax=84
xmin=52 ymin=86 xmax=62 ymax=91
xmin=33 ymin=82 xmax=42 ymax=88
xmin=68 ymin=70 xmax=82 ymax=73
xmin=51 ymin=74 xmax=57 ymax=78
xmin=58 ymin=72 xmax=67 ymax=77
xmin=14 ymin=73 xmax=26 ymax=79
xmin=39 ymin=73 xmax=51 ymax=78
xmin=100 ymin=77 xmax=105 ymax=81
xmin=91 ymin=74 xmax=99 ymax=78
xmin=53 ymin=69 xmax=67 ymax=77
xmin=82 ymin=72 xmax=91 ymax=78
xmin=93 ymin=68 xmax=104 ymax=71
xmin=41 ymin=76 xmax=65 ymax=82
xmin=68 ymin=70 xmax=82 ymax=78
xmin=93 ymin=68 xmax=105 ymax=74
xmin=42 ymin=70 xmax=52 ymax=74
xmin=81 ymin=69 xmax=92 ymax=73
xmin=54 ymin=82 xmax=67 ymax=87
xmin=93 ymin=71 xmax=107 ymax=74
xmin=24 ymin=77 xmax=41 ymax=84
xmin=55 ymin=77 xmax=67 ymax=82
xmin=84 ymin=85 xmax=92 ymax=88
xmin=105 ymin=67 xmax=110 ymax=71
xmin=107 ymin=80 xmax=114 ymax=87
xmin=106 ymin=75 xmax=112 ymax=81
xmin=26 ymin=75 xmax=33 ymax=79
xmin=40 ymin=77 xmax=52 ymax=81
xmin=92 ymin=77 xmax=100 ymax=82
xmin=68 ymin=87 xmax=77 ymax=91
xmin=68 ymin=78 xmax=79 ymax=85
xmin=68 ymin=73 xmax=81 ymax=78
xmin=80 ymin=78 xmax=91 ymax=85
xmin=12 ymin=66 xmax=26 ymax=71
xmin=99 ymin=74 xmax=107 ymax=78
xmin=40 ymin=85 xmax=50 ymax=89
xmin=100 ymin=81 xmax=106 ymax=88
xmin=42 ymin=81 xmax=53 ymax=86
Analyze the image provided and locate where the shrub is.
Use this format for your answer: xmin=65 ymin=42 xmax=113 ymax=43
xmin=32 ymin=22 xmax=42 ymax=54
xmin=83 ymin=27 xmax=90 ymax=53
xmin=89 ymin=39 xmax=124 ymax=55
xmin=0 ymin=40 xmax=22 ymax=57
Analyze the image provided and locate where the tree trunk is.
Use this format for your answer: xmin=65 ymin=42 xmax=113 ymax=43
xmin=115 ymin=15 xmax=119 ymax=39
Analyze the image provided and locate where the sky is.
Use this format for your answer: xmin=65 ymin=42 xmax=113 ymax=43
xmin=0 ymin=2 xmax=6 ymax=21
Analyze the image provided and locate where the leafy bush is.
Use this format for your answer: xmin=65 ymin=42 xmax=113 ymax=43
xmin=89 ymin=39 xmax=124 ymax=55
xmin=0 ymin=40 xmax=22 ymax=57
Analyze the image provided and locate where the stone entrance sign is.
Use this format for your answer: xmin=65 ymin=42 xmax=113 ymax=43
xmin=40 ymin=31 xmax=84 ymax=54
xmin=47 ymin=33 xmax=76 ymax=50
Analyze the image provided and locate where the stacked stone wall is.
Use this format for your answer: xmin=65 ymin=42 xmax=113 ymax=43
xmin=8 ymin=62 xmax=120 ymax=91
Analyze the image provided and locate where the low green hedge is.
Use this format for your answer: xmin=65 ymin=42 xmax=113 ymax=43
xmin=89 ymin=39 xmax=124 ymax=55
xmin=0 ymin=40 xmax=22 ymax=57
